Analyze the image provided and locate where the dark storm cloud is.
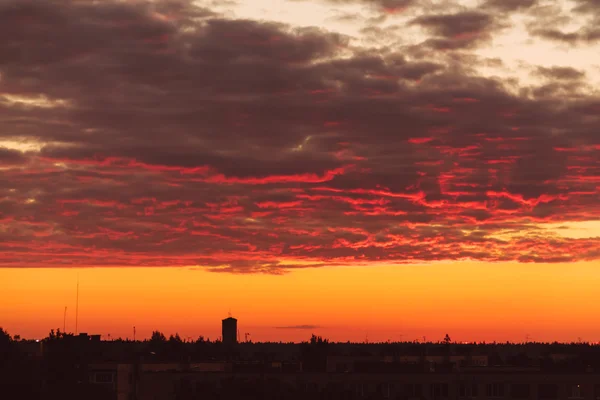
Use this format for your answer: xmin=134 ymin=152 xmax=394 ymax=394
xmin=0 ymin=0 xmax=598 ymax=272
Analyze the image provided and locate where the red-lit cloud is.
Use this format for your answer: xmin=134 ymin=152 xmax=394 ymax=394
xmin=0 ymin=0 xmax=598 ymax=273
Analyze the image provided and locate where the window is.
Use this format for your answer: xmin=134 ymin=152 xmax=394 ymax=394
xmin=298 ymin=382 xmax=307 ymax=392
xmin=472 ymin=358 xmax=488 ymax=366
xmin=376 ymin=383 xmax=392 ymax=398
xmin=486 ymin=383 xmax=505 ymax=398
xmin=404 ymin=383 xmax=423 ymax=397
xmin=538 ymin=384 xmax=558 ymax=400
xmin=459 ymin=383 xmax=478 ymax=398
xmin=336 ymin=362 xmax=349 ymax=372
xmin=94 ymin=372 xmax=114 ymax=383
xmin=355 ymin=383 xmax=365 ymax=397
xmin=569 ymin=384 xmax=583 ymax=399
xmin=431 ymin=383 xmax=449 ymax=399
xmin=327 ymin=382 xmax=343 ymax=394
xmin=510 ymin=383 xmax=530 ymax=399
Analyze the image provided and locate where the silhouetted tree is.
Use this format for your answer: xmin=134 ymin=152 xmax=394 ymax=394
xmin=150 ymin=330 xmax=167 ymax=343
xmin=310 ymin=334 xmax=329 ymax=345
xmin=1 ymin=328 xmax=43 ymax=399
xmin=45 ymin=328 xmax=73 ymax=342
xmin=168 ymin=333 xmax=184 ymax=356
xmin=443 ymin=334 xmax=451 ymax=344
xmin=0 ymin=327 xmax=11 ymax=346
xmin=148 ymin=331 xmax=169 ymax=358
xmin=0 ymin=327 xmax=12 ymax=366
xmin=169 ymin=333 xmax=183 ymax=343
xmin=301 ymin=334 xmax=330 ymax=372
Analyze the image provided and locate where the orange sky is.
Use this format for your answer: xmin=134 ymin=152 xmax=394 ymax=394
xmin=2 ymin=0 xmax=600 ymax=350
xmin=2 ymin=261 xmax=600 ymax=343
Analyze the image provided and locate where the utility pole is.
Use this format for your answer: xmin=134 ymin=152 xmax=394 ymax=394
xmin=133 ymin=326 xmax=136 ymax=341
xmin=63 ymin=307 xmax=67 ymax=332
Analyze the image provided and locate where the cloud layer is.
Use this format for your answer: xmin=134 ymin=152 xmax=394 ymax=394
xmin=0 ymin=0 xmax=598 ymax=273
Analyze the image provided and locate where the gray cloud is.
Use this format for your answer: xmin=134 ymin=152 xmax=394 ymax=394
xmin=534 ymin=66 xmax=586 ymax=80
xmin=526 ymin=0 xmax=600 ymax=44
xmin=480 ymin=0 xmax=539 ymax=12
xmin=530 ymin=28 xmax=600 ymax=45
xmin=409 ymin=11 xmax=503 ymax=49
xmin=291 ymin=0 xmax=416 ymax=13
xmin=0 ymin=147 xmax=28 ymax=166
xmin=573 ymin=0 xmax=600 ymax=14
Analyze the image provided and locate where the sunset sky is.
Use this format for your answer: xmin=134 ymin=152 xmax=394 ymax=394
xmin=0 ymin=0 xmax=599 ymax=343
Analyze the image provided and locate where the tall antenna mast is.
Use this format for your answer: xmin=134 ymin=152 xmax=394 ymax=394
xmin=75 ymin=274 xmax=79 ymax=335
xmin=63 ymin=306 xmax=67 ymax=333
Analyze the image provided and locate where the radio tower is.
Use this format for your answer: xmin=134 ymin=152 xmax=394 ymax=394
xmin=75 ymin=274 xmax=79 ymax=335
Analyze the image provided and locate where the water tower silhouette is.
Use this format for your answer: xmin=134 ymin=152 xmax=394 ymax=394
xmin=222 ymin=314 xmax=237 ymax=345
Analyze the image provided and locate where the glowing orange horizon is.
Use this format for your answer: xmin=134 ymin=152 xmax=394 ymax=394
xmin=2 ymin=261 xmax=600 ymax=343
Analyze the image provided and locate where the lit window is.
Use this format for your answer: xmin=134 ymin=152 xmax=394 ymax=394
xmin=569 ymin=384 xmax=583 ymax=398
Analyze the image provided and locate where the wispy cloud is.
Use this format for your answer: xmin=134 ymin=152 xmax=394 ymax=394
xmin=275 ymin=325 xmax=322 ymax=330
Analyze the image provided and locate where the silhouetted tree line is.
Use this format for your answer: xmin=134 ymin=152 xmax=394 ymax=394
xmin=5 ymin=326 xmax=600 ymax=400
xmin=300 ymin=335 xmax=330 ymax=372
xmin=1 ymin=327 xmax=44 ymax=398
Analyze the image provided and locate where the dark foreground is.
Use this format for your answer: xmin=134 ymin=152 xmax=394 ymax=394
xmin=2 ymin=331 xmax=600 ymax=400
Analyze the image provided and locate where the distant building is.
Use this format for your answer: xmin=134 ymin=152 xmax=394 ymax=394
xmin=222 ymin=317 xmax=237 ymax=345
